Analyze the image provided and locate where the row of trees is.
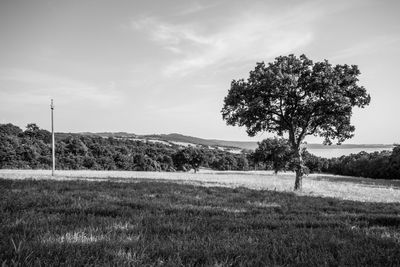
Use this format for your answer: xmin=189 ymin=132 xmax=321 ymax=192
xmin=250 ymin=137 xmax=399 ymax=179
xmin=1 ymin=123 xmax=398 ymax=179
xmin=0 ymin=123 xmax=251 ymax=172
xmin=322 ymin=147 xmax=400 ymax=179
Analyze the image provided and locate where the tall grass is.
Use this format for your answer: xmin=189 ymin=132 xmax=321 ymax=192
xmin=1 ymin=178 xmax=400 ymax=266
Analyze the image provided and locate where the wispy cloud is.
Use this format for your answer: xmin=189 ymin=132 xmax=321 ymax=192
xmin=132 ymin=17 xmax=213 ymax=54
xmin=0 ymin=69 xmax=122 ymax=107
xmin=132 ymin=3 xmax=324 ymax=77
xmin=175 ymin=1 xmax=223 ymax=16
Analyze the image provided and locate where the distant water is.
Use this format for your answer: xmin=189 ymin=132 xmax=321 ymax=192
xmin=308 ymin=147 xmax=394 ymax=159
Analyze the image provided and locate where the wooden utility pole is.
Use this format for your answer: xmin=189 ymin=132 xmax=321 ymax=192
xmin=51 ymin=99 xmax=55 ymax=176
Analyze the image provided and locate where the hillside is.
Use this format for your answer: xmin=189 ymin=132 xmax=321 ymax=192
xmin=70 ymin=132 xmax=394 ymax=152
xmin=59 ymin=132 xmax=254 ymax=151
xmin=144 ymin=133 xmax=257 ymax=150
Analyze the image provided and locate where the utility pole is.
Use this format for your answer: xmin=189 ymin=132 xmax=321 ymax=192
xmin=51 ymin=99 xmax=55 ymax=176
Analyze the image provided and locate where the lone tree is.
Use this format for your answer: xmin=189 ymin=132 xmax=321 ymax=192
xmin=173 ymin=147 xmax=204 ymax=173
xmin=253 ymin=138 xmax=293 ymax=174
xmin=222 ymin=54 xmax=370 ymax=190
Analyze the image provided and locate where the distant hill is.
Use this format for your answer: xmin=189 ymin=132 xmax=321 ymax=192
xmin=62 ymin=132 xmax=394 ymax=152
xmin=143 ymin=133 xmax=257 ymax=150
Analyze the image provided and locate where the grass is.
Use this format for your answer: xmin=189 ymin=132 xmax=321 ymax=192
xmin=1 ymin=169 xmax=399 ymax=203
xmin=1 ymin=178 xmax=400 ymax=266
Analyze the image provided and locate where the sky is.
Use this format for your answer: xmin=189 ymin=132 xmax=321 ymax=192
xmin=0 ymin=0 xmax=399 ymax=144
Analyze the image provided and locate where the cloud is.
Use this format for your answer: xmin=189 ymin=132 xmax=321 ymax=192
xmin=175 ymin=1 xmax=222 ymax=16
xmin=0 ymin=69 xmax=122 ymax=107
xmin=132 ymin=17 xmax=213 ymax=52
xmin=132 ymin=3 xmax=322 ymax=77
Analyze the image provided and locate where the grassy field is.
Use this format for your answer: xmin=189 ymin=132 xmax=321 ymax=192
xmin=1 ymin=175 xmax=400 ymax=266
xmin=1 ymin=169 xmax=399 ymax=203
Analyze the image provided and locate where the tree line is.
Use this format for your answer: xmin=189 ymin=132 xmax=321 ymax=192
xmin=1 ymin=123 xmax=398 ymax=179
xmin=0 ymin=123 xmax=251 ymax=172
xmin=321 ymin=148 xmax=400 ymax=179
xmin=246 ymin=137 xmax=399 ymax=180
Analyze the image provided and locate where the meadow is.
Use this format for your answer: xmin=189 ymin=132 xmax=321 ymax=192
xmin=1 ymin=170 xmax=400 ymax=266
xmin=1 ymin=169 xmax=399 ymax=203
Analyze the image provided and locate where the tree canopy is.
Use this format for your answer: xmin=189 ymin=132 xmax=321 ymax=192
xmin=0 ymin=123 xmax=248 ymax=172
xmin=222 ymin=54 xmax=370 ymax=190
xmin=253 ymin=138 xmax=293 ymax=173
xmin=172 ymin=147 xmax=205 ymax=172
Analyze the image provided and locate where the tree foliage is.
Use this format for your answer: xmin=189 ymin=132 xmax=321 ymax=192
xmin=173 ymin=147 xmax=205 ymax=172
xmin=222 ymin=54 xmax=370 ymax=189
xmin=0 ymin=123 xmax=23 ymax=136
xmin=323 ymin=147 xmax=399 ymax=179
xmin=0 ymin=123 xmax=248 ymax=172
xmin=253 ymin=138 xmax=293 ymax=173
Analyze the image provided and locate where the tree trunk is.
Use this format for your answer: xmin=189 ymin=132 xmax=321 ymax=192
xmin=289 ymin=131 xmax=304 ymax=191
xmin=294 ymin=168 xmax=303 ymax=191
xmin=293 ymin=148 xmax=304 ymax=191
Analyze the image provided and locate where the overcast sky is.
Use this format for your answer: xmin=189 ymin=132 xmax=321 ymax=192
xmin=0 ymin=0 xmax=399 ymax=144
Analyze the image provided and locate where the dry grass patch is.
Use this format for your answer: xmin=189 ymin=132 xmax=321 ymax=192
xmin=0 ymin=169 xmax=399 ymax=203
xmin=42 ymin=230 xmax=109 ymax=244
xmin=247 ymin=201 xmax=281 ymax=208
